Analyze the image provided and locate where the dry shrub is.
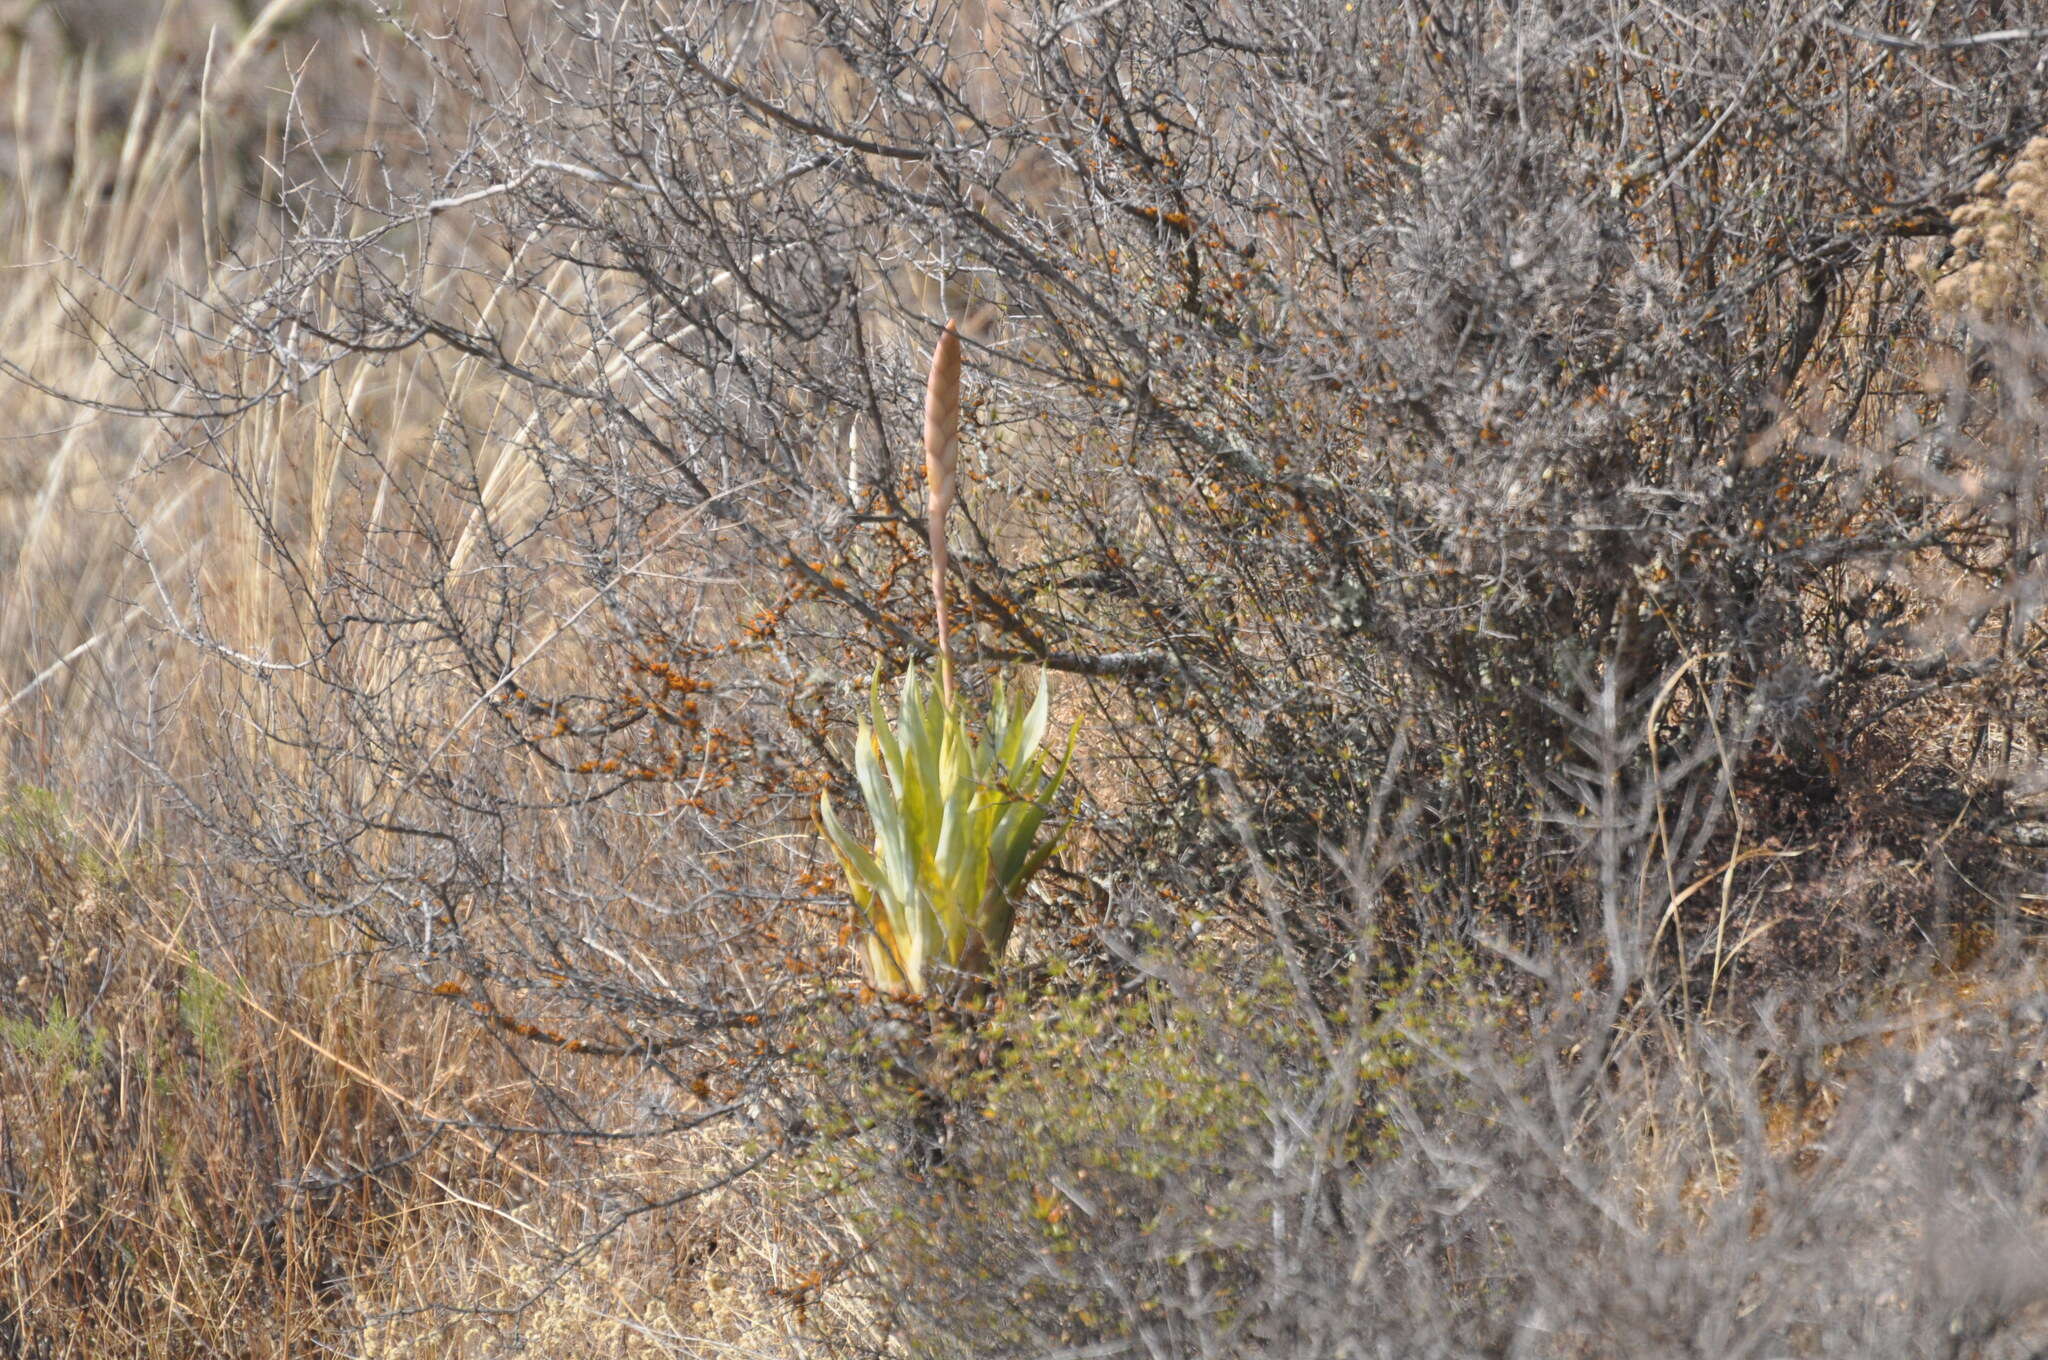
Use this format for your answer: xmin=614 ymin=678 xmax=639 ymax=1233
xmin=795 ymin=928 xmax=2048 ymax=1360
xmin=0 ymin=8 xmax=801 ymax=1354
xmin=89 ymin=0 xmax=2048 ymax=1005
xmin=12 ymin=0 xmax=2048 ymax=1354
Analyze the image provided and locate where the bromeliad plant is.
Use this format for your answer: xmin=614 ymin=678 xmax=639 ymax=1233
xmin=818 ymin=321 xmax=1078 ymax=1000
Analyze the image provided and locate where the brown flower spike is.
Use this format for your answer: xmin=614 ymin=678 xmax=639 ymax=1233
xmin=923 ymin=319 xmax=961 ymax=700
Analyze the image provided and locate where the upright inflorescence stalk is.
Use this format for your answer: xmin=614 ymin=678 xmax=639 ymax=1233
xmin=820 ymin=315 xmax=1079 ymax=1001
xmin=923 ymin=319 xmax=962 ymax=703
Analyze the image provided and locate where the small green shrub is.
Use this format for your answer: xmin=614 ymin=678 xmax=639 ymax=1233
xmin=793 ymin=943 xmax=1493 ymax=1357
xmin=176 ymin=964 xmax=238 ymax=1076
xmin=0 ymin=998 xmax=102 ymax=1081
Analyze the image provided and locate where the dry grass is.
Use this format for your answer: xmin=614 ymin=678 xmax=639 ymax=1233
xmin=0 ymin=786 xmax=458 ymax=1356
xmin=0 ymin=780 xmax=844 ymax=1358
xmin=0 ymin=6 xmax=826 ymax=1354
xmin=7 ymin=3 xmax=2048 ymax=1357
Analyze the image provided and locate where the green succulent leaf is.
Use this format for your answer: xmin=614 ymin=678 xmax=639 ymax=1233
xmin=817 ymin=663 xmax=1077 ymax=999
